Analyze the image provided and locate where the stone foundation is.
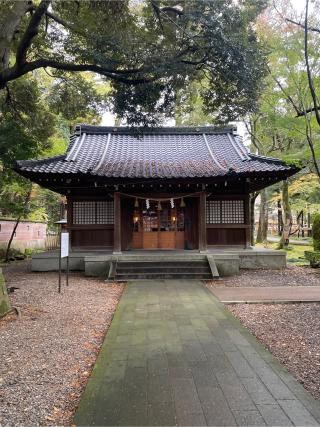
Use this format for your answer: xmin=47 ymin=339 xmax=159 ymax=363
xmin=31 ymin=248 xmax=287 ymax=278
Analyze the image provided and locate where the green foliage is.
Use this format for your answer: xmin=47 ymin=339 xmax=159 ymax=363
xmin=0 ymin=70 xmax=105 ymax=229
xmin=0 ymin=0 xmax=268 ymax=125
xmin=246 ymin=5 xmax=320 ymax=169
xmin=48 ymin=73 xmax=106 ymax=124
xmin=288 ymin=174 xmax=320 ymax=214
xmin=312 ymin=214 xmax=320 ymax=251
xmin=304 ymin=251 xmax=320 ymax=268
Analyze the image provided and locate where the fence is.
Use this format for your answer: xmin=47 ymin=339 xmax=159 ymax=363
xmin=45 ymin=234 xmax=59 ymax=250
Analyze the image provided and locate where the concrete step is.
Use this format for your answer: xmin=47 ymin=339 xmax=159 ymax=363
xmin=116 ymin=268 xmax=211 ymax=274
xmin=112 ymin=258 xmax=216 ymax=281
xmin=114 ymin=273 xmax=213 ymax=281
xmin=117 ymin=261 xmax=209 ymax=268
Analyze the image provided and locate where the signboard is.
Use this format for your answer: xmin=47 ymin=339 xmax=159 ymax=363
xmin=61 ymin=232 xmax=69 ymax=258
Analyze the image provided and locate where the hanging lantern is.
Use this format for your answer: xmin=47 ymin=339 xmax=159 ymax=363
xmin=146 ymin=199 xmax=150 ymax=210
xmin=133 ymin=212 xmax=139 ymax=223
xmin=157 ymin=200 xmax=162 ymax=211
xmin=170 ymin=198 xmax=174 ymax=208
xmin=134 ymin=197 xmax=139 ymax=208
xmin=180 ymin=197 xmax=186 ymax=208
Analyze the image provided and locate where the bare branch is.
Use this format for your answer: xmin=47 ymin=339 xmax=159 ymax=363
xmin=286 ymin=17 xmax=320 ymax=34
xmin=244 ymin=117 xmax=264 ymax=153
xmin=267 ymin=64 xmax=301 ymax=116
xmin=296 ymin=105 xmax=320 ymax=117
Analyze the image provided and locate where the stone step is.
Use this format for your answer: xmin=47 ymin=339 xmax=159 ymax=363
xmin=117 ymin=261 xmax=209 ymax=268
xmin=114 ymin=272 xmax=213 ymax=281
xmin=116 ymin=267 xmax=211 ymax=274
xmin=112 ymin=257 xmax=217 ymax=281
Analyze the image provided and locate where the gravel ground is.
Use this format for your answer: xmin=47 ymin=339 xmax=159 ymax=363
xmin=0 ymin=260 xmax=124 ymax=426
xmin=207 ymin=264 xmax=320 ymax=287
xmin=228 ymin=303 xmax=320 ymax=401
xmin=206 ymin=266 xmax=320 ymax=401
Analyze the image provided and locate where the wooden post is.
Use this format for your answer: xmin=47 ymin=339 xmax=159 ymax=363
xmin=199 ymin=191 xmax=207 ymax=252
xmin=113 ymin=192 xmax=121 ymax=253
xmin=244 ymin=195 xmax=251 ymax=248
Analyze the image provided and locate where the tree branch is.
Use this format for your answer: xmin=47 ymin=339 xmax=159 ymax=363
xmin=304 ymin=0 xmax=320 ymax=127
xmin=267 ymin=64 xmax=301 ymax=116
xmin=3 ymin=59 xmax=156 ymax=86
xmin=295 ymin=105 xmax=320 ymax=117
xmin=45 ymin=10 xmax=70 ymax=28
xmin=286 ymin=17 xmax=320 ymax=34
xmin=161 ymin=6 xmax=184 ymax=16
xmin=0 ymin=1 xmax=35 ymax=72
xmin=150 ymin=1 xmax=164 ymax=32
xmin=16 ymin=0 xmax=51 ymax=67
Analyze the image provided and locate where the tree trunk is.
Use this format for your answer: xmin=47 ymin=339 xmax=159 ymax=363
xmin=279 ymin=180 xmax=292 ymax=248
xmin=0 ymin=1 xmax=31 ymax=72
xmin=5 ymin=188 xmax=32 ymax=262
xmin=277 ymin=199 xmax=283 ymax=236
xmin=5 ymin=216 xmax=21 ymax=262
xmin=256 ymin=189 xmax=268 ymax=243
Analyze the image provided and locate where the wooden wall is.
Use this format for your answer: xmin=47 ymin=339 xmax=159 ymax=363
xmin=67 ymin=192 xmax=251 ymax=250
xmin=67 ymin=196 xmax=114 ymax=249
xmin=206 ymin=194 xmax=250 ymax=248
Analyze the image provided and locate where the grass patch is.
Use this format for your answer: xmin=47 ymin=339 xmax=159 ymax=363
xmin=256 ymin=242 xmax=312 ymax=266
xmin=284 ymin=245 xmax=312 ymax=266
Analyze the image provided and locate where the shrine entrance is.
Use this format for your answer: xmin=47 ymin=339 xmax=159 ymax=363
xmin=132 ymin=200 xmax=185 ymax=249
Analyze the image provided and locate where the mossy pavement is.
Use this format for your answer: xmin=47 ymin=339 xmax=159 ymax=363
xmin=0 ymin=268 xmax=11 ymax=317
xmin=74 ymin=280 xmax=320 ymax=426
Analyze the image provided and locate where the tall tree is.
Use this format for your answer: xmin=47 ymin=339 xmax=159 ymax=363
xmin=0 ymin=0 xmax=267 ymax=125
xmin=0 ymin=68 xmax=107 ymax=259
xmin=263 ymin=1 xmax=320 ymax=181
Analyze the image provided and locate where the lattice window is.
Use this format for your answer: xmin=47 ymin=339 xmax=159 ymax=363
xmin=73 ymin=201 xmax=114 ymax=225
xmin=206 ymin=200 xmax=221 ymax=223
xmin=73 ymin=201 xmax=95 ymax=224
xmin=206 ymin=200 xmax=244 ymax=224
xmin=96 ymin=201 xmax=114 ymax=224
xmin=221 ymin=200 xmax=244 ymax=223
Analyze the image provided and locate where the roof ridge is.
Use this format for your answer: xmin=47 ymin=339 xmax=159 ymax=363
xmin=74 ymin=124 xmax=236 ymax=136
xmin=227 ymin=133 xmax=250 ymax=161
xmin=202 ymin=133 xmax=228 ymax=172
xmin=249 ymin=153 xmax=285 ymax=164
xmin=65 ymin=133 xmax=87 ymax=162
xmin=92 ymin=133 xmax=111 ymax=172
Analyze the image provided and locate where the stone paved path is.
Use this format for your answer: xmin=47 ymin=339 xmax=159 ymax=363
xmin=74 ymin=280 xmax=320 ymax=426
xmin=210 ymin=286 xmax=320 ymax=304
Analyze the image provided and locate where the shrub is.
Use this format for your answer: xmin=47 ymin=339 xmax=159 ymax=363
xmin=313 ymin=214 xmax=320 ymax=251
xmin=305 ymin=251 xmax=320 ymax=268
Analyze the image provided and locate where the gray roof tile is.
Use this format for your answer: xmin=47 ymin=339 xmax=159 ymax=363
xmin=15 ymin=125 xmax=296 ymax=179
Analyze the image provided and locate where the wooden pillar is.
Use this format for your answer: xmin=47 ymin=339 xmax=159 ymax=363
xmin=199 ymin=191 xmax=207 ymax=252
xmin=113 ymin=192 xmax=121 ymax=253
xmin=244 ymin=194 xmax=251 ymax=248
xmin=66 ymin=196 xmax=72 ymax=249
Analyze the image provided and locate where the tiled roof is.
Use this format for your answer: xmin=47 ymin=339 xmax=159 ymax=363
xmin=15 ymin=125 xmax=296 ymax=179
